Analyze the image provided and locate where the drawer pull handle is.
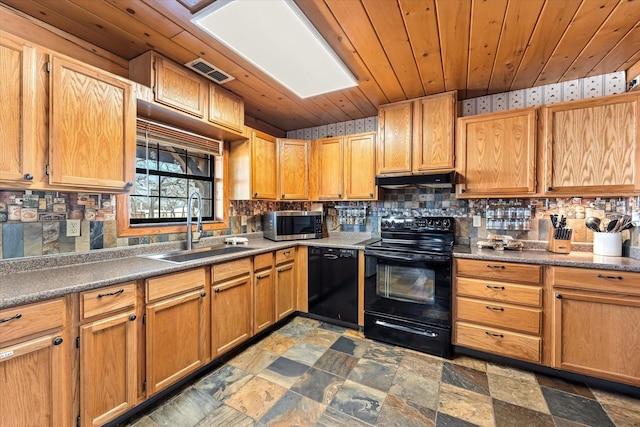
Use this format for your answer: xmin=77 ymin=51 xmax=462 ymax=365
xmin=486 ymin=264 xmax=505 ymax=269
xmin=485 ymin=305 xmax=505 ymax=311
xmin=486 ymin=285 xmax=505 ymax=290
xmin=98 ymin=288 xmax=124 ymax=298
xmin=0 ymin=313 xmax=22 ymax=323
xmin=485 ymin=331 xmax=504 ymax=338
xmin=596 ymin=274 xmax=622 ymax=280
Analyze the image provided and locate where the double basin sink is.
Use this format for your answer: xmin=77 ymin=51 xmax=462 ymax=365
xmin=142 ymin=244 xmax=253 ymax=264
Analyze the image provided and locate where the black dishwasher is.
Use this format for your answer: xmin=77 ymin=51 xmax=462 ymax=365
xmin=308 ymin=247 xmax=358 ymax=328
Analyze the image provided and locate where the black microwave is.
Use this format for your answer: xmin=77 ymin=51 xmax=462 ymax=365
xmin=263 ymin=211 xmax=323 ymax=241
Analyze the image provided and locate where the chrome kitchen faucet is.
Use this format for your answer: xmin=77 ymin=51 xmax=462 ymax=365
xmin=186 ymin=191 xmax=203 ymax=251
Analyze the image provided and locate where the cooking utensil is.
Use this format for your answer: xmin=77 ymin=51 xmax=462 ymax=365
xmin=606 ymin=219 xmax=618 ymax=232
xmin=585 ymin=217 xmax=601 ymax=232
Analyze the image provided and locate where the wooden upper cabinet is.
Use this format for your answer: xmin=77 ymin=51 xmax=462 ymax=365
xmin=456 ymin=107 xmax=537 ymax=198
xmin=377 ymin=91 xmax=456 ymax=176
xmin=345 ymin=132 xmax=377 ymax=200
xmin=129 ymin=52 xmax=207 ymax=118
xmin=278 ymin=138 xmax=309 ymax=200
xmin=49 ymin=55 xmax=136 ymax=191
xmin=413 ymin=91 xmax=456 ymax=172
xmin=209 ymin=84 xmax=244 ymax=133
xmin=541 ymin=92 xmax=640 ymax=196
xmin=229 ymin=127 xmax=277 ymax=200
xmin=377 ymin=100 xmax=413 ymax=174
xmin=0 ymin=32 xmax=37 ymax=186
xmin=317 ymin=137 xmax=344 ymax=200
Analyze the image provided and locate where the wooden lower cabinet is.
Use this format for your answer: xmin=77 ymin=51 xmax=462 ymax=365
xmin=79 ymin=283 xmax=138 ymax=427
xmin=211 ymin=258 xmax=253 ymax=357
xmin=454 ymin=259 xmax=543 ymax=364
xmin=275 ymin=248 xmax=297 ymax=320
xmin=551 ymin=266 xmax=640 ymax=386
xmin=145 ymin=268 xmax=208 ymax=396
xmin=254 ymin=252 xmax=275 ymax=334
xmin=0 ymin=297 xmax=73 ymax=427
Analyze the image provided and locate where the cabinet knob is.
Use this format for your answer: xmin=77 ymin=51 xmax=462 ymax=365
xmin=201 ymin=291 xmax=207 ymax=297
xmin=555 ymin=293 xmax=562 ymax=299
xmin=53 ymin=337 xmax=63 ymax=346
xmin=369 ymin=193 xmax=374 ymax=198
xmin=460 ymin=188 xmax=466 ymax=193
xmin=214 ymin=288 xmax=220 ymax=293
xmin=254 ymin=192 xmax=258 ymax=197
xmin=338 ymin=194 xmax=342 ymax=198
xmin=547 ymin=186 xmax=553 ymax=191
xmin=129 ymin=314 xmax=137 ymax=321
xmin=23 ymin=173 xmax=33 ymax=181
xmin=281 ymin=194 xmax=285 ymax=199
xmin=126 ymin=182 xmax=134 ymax=187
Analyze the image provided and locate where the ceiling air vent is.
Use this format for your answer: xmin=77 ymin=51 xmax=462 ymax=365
xmin=184 ymin=58 xmax=235 ymax=84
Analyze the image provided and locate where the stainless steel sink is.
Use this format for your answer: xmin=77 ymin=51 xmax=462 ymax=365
xmin=142 ymin=245 xmax=253 ymax=263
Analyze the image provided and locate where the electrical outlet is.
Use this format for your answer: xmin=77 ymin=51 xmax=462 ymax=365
xmin=67 ymin=219 xmax=81 ymax=237
xmin=472 ymin=215 xmax=482 ymax=227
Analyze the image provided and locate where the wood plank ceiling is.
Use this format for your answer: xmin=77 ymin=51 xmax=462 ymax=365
xmin=2 ymin=0 xmax=639 ymax=136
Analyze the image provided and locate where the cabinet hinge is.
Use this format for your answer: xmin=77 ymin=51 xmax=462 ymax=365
xmin=142 ymin=313 xmax=146 ymax=325
xmin=76 ymin=336 xmax=80 ymax=349
xmin=46 ymin=62 xmax=50 ymax=73
xmin=76 ymin=415 xmax=80 ymax=427
xmin=143 ymin=379 xmax=147 ymax=393
xmin=45 ymin=165 xmax=50 ymax=176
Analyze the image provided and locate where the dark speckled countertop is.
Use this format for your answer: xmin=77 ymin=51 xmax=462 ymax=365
xmin=455 ymin=245 xmax=640 ymax=272
xmin=5 ymin=233 xmax=640 ymax=310
xmin=0 ymin=233 xmax=375 ymax=309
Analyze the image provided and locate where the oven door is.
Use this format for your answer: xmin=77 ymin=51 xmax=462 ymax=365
xmin=364 ymin=249 xmax=451 ymax=329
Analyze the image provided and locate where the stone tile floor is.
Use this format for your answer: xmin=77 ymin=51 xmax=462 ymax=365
xmin=121 ymin=317 xmax=640 ymax=427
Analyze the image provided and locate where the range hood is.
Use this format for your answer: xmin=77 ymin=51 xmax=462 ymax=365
xmin=376 ymin=172 xmax=455 ymax=189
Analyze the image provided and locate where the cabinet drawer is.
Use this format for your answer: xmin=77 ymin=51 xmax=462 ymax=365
xmin=254 ymin=252 xmax=273 ymax=271
xmin=81 ymin=282 xmax=136 ymax=320
xmin=275 ymin=247 xmax=295 ymax=265
xmin=212 ymin=257 xmax=252 ymax=283
xmin=456 ymin=277 xmax=542 ymax=307
xmin=552 ymin=266 xmax=640 ymax=296
xmin=0 ymin=298 xmax=65 ymax=344
xmin=146 ymin=268 xmax=206 ymax=302
xmin=456 ymin=259 xmax=541 ymax=284
xmin=456 ymin=297 xmax=541 ymax=335
xmin=455 ymin=321 xmax=541 ymax=363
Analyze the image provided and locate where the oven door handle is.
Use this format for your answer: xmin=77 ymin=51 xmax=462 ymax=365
xmin=365 ymin=251 xmax=417 ymax=262
xmin=374 ymin=320 xmax=439 ymax=338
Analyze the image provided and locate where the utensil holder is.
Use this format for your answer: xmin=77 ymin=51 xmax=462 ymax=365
xmin=547 ymin=227 xmax=571 ymax=254
xmin=593 ymin=232 xmax=622 ymax=256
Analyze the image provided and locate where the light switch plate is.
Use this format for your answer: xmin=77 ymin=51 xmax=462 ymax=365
xmin=472 ymin=215 xmax=482 ymax=227
xmin=67 ymin=219 xmax=81 ymax=237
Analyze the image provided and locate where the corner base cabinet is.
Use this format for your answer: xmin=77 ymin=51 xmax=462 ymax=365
xmin=550 ymin=267 xmax=640 ymax=386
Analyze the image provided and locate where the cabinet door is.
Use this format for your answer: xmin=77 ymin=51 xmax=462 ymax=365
xmin=252 ymin=130 xmax=278 ymax=199
xmin=377 ymin=101 xmax=413 ymax=175
xmin=209 ymin=84 xmax=244 ymax=132
xmin=154 ymin=54 xmax=206 ymax=118
xmin=49 ymin=56 xmax=136 ymax=191
xmin=413 ymin=92 xmax=456 ymax=172
xmin=552 ymin=289 xmax=640 ymax=386
xmin=456 ymin=108 xmax=537 ymax=198
xmin=145 ymin=289 xmax=207 ymax=395
xmin=211 ymin=274 xmax=253 ymax=357
xmin=276 ymin=262 xmax=296 ymax=320
xmin=254 ymin=267 xmax=275 ymax=334
xmin=80 ymin=311 xmax=137 ymax=427
xmin=542 ymin=92 xmax=640 ymax=196
xmin=345 ymin=132 xmax=377 ymax=200
xmin=0 ymin=333 xmax=67 ymax=427
xmin=278 ymin=138 xmax=309 ymax=200
xmin=317 ymin=137 xmax=344 ymax=200
xmin=0 ymin=33 xmax=37 ymax=185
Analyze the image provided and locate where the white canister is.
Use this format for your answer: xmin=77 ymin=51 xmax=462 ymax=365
xmin=593 ymin=232 xmax=622 ymax=257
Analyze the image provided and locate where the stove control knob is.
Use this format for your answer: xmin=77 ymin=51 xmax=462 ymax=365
xmin=442 ymin=218 xmax=452 ymax=230
xmin=381 ymin=220 xmax=390 ymax=228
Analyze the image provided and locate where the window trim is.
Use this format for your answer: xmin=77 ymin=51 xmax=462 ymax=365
xmin=116 ymin=144 xmax=229 ymax=237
